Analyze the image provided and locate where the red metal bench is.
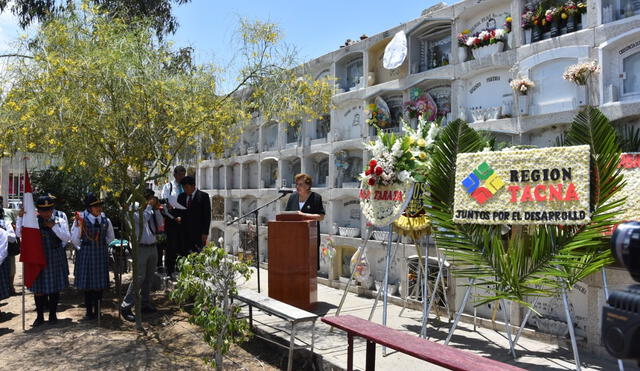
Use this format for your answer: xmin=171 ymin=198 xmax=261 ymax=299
xmin=321 ymin=315 xmax=526 ymax=371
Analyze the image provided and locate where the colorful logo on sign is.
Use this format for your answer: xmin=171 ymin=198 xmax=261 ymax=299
xmin=461 ymin=162 xmax=505 ymax=204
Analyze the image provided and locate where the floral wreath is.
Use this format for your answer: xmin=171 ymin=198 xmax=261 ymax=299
xmin=360 ymin=116 xmax=440 ymax=226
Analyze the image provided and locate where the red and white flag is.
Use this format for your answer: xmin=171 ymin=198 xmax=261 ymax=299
xmin=19 ymin=167 xmax=45 ymax=288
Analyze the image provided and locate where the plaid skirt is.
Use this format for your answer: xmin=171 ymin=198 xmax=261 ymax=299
xmin=0 ymin=258 xmax=10 ymax=300
xmin=74 ymin=245 xmax=109 ymax=290
xmin=30 ymin=244 xmax=69 ymax=295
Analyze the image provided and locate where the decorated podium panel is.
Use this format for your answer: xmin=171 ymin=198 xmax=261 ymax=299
xmin=267 ymin=213 xmax=318 ymax=310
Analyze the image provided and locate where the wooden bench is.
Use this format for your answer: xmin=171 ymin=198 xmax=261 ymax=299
xmin=322 ymin=315 xmax=526 ymax=371
xmin=234 ymin=288 xmax=318 ymax=371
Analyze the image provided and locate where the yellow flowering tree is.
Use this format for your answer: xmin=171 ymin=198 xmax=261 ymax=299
xmin=0 ymin=5 xmax=332 ymax=329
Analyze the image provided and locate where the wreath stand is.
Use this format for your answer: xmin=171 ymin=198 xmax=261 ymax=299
xmin=332 ymin=182 xmax=414 ymax=356
xmin=443 ymin=278 xmax=518 ymax=359
xmin=510 ymin=267 xmax=624 ymax=371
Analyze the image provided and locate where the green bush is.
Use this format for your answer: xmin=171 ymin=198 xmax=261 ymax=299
xmin=170 ymin=243 xmax=252 ymax=370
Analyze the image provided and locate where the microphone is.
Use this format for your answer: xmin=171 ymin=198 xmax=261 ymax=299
xmin=278 ymin=189 xmax=294 ymax=195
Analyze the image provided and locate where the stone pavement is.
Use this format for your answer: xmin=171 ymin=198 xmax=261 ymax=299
xmin=238 ymin=267 xmax=635 ymax=370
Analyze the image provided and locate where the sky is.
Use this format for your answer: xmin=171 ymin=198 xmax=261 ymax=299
xmin=170 ymin=1 xmax=439 ymax=67
xmin=0 ymin=1 xmax=440 ymax=86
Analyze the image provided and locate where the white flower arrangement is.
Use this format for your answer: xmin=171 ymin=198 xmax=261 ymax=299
xmin=562 ymin=61 xmax=600 ymax=86
xmin=361 ymin=116 xmax=439 ymax=186
xmin=613 ymin=153 xmax=640 ymax=222
xmin=510 ymin=77 xmax=535 ymax=95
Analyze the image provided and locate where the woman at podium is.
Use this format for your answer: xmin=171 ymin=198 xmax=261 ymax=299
xmin=285 ymin=173 xmax=325 ymax=269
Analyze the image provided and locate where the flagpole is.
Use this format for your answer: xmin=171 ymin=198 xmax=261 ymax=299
xmin=22 ymin=157 xmax=27 ymax=331
xmin=22 ymin=263 xmax=25 ymax=331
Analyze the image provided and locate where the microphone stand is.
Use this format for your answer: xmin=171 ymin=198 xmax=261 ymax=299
xmin=226 ymin=192 xmax=291 ymax=293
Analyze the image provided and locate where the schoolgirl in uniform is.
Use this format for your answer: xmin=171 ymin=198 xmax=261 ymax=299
xmin=71 ymin=193 xmax=114 ymax=320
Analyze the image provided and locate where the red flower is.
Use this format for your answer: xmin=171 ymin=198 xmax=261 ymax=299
xmin=375 ymin=166 xmax=383 ymax=175
xmin=369 ymin=159 xmax=377 ymax=168
xmin=365 ymin=169 xmax=372 ymax=176
xmin=368 ymin=178 xmax=376 ymax=186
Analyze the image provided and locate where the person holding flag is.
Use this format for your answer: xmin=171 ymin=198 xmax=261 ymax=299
xmin=71 ymin=192 xmax=115 ymax=320
xmin=17 ymin=174 xmax=70 ymax=326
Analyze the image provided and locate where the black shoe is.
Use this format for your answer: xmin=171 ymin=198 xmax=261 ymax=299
xmin=120 ymin=307 xmax=135 ymax=323
xmin=49 ymin=313 xmax=58 ymax=324
xmin=32 ymin=316 xmax=45 ymax=327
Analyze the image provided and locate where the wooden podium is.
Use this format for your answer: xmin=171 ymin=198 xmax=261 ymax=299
xmin=267 ymin=213 xmax=318 ymax=310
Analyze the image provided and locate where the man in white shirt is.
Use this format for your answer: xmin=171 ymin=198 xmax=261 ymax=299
xmin=160 ymin=165 xmax=185 ymax=278
xmin=120 ymin=190 xmax=164 ymax=322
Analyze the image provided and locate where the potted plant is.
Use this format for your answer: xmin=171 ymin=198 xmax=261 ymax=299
xmin=510 ymin=77 xmax=535 ymax=115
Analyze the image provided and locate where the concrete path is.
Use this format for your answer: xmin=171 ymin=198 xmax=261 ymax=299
xmin=239 ymin=267 xmax=633 ymax=370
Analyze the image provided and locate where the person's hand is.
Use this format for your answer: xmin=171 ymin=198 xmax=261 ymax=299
xmin=44 ymin=220 xmax=55 ymax=228
xmin=18 ymin=208 xmax=24 ymax=217
xmin=175 ymin=217 xmax=181 ymax=224
xmin=201 ymin=234 xmax=208 ymax=246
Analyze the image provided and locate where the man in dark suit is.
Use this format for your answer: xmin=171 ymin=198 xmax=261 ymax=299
xmin=176 ymin=176 xmax=211 ymax=256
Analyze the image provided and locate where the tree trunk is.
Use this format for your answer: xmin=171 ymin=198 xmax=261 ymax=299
xmin=215 ymin=292 xmax=229 ymax=371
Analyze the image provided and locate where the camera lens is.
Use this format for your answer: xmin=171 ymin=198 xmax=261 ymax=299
xmin=611 ymin=221 xmax=640 ymax=282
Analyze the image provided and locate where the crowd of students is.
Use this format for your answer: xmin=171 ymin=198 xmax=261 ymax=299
xmin=0 ymin=165 xmax=211 ymax=326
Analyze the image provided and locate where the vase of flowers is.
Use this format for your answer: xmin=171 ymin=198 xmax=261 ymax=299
xmin=563 ymin=60 xmax=600 ymax=86
xmin=510 ymin=77 xmax=535 ymax=115
xmin=521 ymin=7 xmax=534 ymax=44
xmin=457 ymin=29 xmax=470 ymax=63
xmin=546 ymin=8 xmax=560 ymax=37
xmin=564 ymin=0 xmax=579 ymax=33
xmin=531 ymin=5 xmax=545 ymax=42
xmin=465 ymin=27 xmax=509 ymax=59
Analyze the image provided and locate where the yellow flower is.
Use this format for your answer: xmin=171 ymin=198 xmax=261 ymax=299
xmin=418 ymin=152 xmax=428 ymax=161
xmin=27 ymin=142 xmax=36 ymax=149
xmin=417 ymin=138 xmax=427 ymax=147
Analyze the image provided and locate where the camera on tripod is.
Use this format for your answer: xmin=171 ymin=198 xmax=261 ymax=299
xmin=602 ymin=221 xmax=640 ymax=361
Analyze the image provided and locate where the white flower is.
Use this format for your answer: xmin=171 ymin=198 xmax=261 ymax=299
xmin=426 ymin=124 xmax=439 ymax=143
xmin=494 ymin=28 xmax=505 ymax=39
xmin=218 ymin=237 xmax=224 ymax=246
xmin=398 ymin=170 xmax=412 ymax=182
xmin=466 ymin=37 xmax=476 ymax=47
xmin=391 ymin=140 xmax=403 ymax=158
